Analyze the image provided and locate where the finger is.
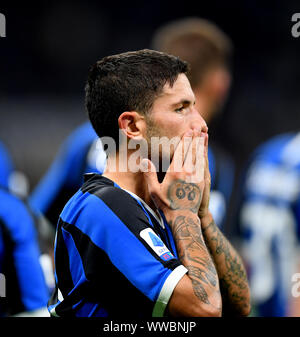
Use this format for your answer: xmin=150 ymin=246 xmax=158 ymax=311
xmin=168 ymin=130 xmax=193 ymax=174
xmin=204 ymin=133 xmax=209 ymax=177
xmin=183 ymin=129 xmax=199 ymax=173
xmin=192 ymin=134 xmax=205 ymax=183
xmin=204 ymin=132 xmax=209 ymax=149
xmin=141 ymin=159 xmax=159 ymax=196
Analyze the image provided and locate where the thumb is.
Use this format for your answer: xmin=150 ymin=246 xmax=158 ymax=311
xmin=141 ymin=159 xmax=159 ymax=196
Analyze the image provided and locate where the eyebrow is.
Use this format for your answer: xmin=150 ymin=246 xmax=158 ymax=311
xmin=171 ymin=99 xmax=195 ymax=108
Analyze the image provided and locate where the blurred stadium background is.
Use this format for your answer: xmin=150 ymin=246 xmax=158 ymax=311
xmin=1 ymin=0 xmax=300 ymax=195
xmin=1 ymin=0 xmax=300 ymax=317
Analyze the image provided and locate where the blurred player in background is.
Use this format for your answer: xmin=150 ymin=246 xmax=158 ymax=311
xmin=29 ymin=122 xmax=106 ymax=227
xmin=0 ymin=141 xmax=14 ymax=192
xmin=240 ymin=131 xmax=300 ymax=316
xmin=0 ymin=140 xmax=51 ymax=316
xmin=0 ymin=140 xmax=29 ymax=198
xmin=152 ymin=17 xmax=234 ymax=230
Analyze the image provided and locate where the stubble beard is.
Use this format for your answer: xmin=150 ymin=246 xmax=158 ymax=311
xmin=144 ymin=115 xmax=176 ymax=182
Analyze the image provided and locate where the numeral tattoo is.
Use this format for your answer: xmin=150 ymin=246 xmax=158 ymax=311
xmin=167 ymin=180 xmax=202 ymax=213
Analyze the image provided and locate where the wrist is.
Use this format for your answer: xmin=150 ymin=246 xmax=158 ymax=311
xmin=199 ymin=211 xmax=214 ymax=229
xmin=162 ymin=209 xmax=200 ymax=227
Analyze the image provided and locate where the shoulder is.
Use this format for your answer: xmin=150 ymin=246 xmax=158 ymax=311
xmin=81 ymin=174 xmax=140 ymax=208
xmin=57 ymin=122 xmax=98 ymax=166
xmin=252 ymin=133 xmax=296 ymax=164
xmin=244 ymin=133 xmax=300 ymax=200
xmin=59 ymin=176 xmax=151 ymax=250
xmin=64 ymin=122 xmax=97 ymax=152
xmin=61 ymin=174 xmax=149 ymax=227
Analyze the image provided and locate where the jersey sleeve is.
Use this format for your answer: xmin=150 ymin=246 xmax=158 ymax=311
xmin=58 ymin=186 xmax=187 ymax=316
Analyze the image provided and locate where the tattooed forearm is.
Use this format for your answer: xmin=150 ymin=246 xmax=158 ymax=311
xmin=191 ymin=279 xmax=210 ymax=305
xmin=171 ymin=214 xmax=221 ymax=309
xmin=188 ymin=265 xmax=217 ymax=287
xmin=202 ymin=218 xmax=251 ymax=316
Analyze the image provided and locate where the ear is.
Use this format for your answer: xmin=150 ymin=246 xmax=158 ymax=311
xmin=118 ymin=111 xmax=146 ymax=140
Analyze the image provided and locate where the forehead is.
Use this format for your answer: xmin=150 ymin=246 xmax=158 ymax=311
xmin=155 ymin=73 xmax=195 ymax=105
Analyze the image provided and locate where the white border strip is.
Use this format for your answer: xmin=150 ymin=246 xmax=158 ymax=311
xmin=152 ymin=265 xmax=188 ymax=317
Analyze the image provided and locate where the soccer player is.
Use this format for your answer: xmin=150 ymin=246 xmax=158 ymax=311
xmin=0 ymin=140 xmax=55 ymax=315
xmin=0 ymin=140 xmax=29 ymax=198
xmin=29 ymin=122 xmax=106 ymax=227
xmin=48 ymin=49 xmax=250 ymax=317
xmin=152 ymin=17 xmax=235 ymax=229
xmin=240 ymin=132 xmax=300 ymax=316
xmin=0 ymin=187 xmax=50 ymax=317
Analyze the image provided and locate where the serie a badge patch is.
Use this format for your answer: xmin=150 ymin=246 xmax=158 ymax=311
xmin=140 ymin=228 xmax=174 ymax=261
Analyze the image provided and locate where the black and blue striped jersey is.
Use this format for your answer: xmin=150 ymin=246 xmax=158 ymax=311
xmin=48 ymin=173 xmax=188 ymax=317
xmin=0 ymin=188 xmax=49 ymax=316
xmin=29 ymin=122 xmax=106 ymax=226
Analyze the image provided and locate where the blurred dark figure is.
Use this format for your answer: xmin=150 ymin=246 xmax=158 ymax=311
xmin=239 ymin=132 xmax=300 ymax=316
xmin=152 ymin=17 xmax=234 ymax=230
xmin=0 ymin=141 xmax=29 ymax=198
xmin=29 ymin=122 xmax=106 ymax=227
xmin=0 ymin=141 xmax=51 ymax=316
xmin=0 ymin=141 xmax=14 ymax=192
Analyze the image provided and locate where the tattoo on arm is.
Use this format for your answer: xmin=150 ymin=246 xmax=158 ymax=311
xmin=167 ymin=180 xmax=202 ymax=213
xmin=191 ymin=279 xmax=210 ymax=305
xmin=172 ymin=215 xmax=220 ymax=305
xmin=202 ymin=220 xmax=250 ymax=313
xmin=165 ymin=180 xmax=221 ymax=310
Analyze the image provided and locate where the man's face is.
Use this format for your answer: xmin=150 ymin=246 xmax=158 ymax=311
xmin=144 ymin=73 xmax=208 ymax=163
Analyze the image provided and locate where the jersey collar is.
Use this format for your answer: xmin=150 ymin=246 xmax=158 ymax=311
xmin=122 ymin=189 xmax=165 ymax=229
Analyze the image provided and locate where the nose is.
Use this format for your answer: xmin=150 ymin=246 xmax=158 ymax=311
xmin=189 ymin=107 xmax=208 ymax=134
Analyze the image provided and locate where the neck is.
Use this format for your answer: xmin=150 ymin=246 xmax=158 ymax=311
xmin=102 ymin=151 xmax=157 ymax=210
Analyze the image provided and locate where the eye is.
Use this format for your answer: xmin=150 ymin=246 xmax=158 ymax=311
xmin=175 ymin=106 xmax=185 ymax=113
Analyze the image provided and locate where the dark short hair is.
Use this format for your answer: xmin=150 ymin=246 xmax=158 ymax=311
xmin=152 ymin=18 xmax=233 ymax=88
xmin=85 ymin=49 xmax=188 ymax=146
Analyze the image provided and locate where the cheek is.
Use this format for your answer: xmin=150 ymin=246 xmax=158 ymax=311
xmin=155 ymin=114 xmax=188 ymax=138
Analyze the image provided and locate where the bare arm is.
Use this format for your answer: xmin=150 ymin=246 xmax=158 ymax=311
xmin=201 ymin=212 xmax=251 ymax=316
xmin=165 ymin=199 xmax=221 ymax=316
xmin=143 ymin=130 xmax=221 ymax=316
